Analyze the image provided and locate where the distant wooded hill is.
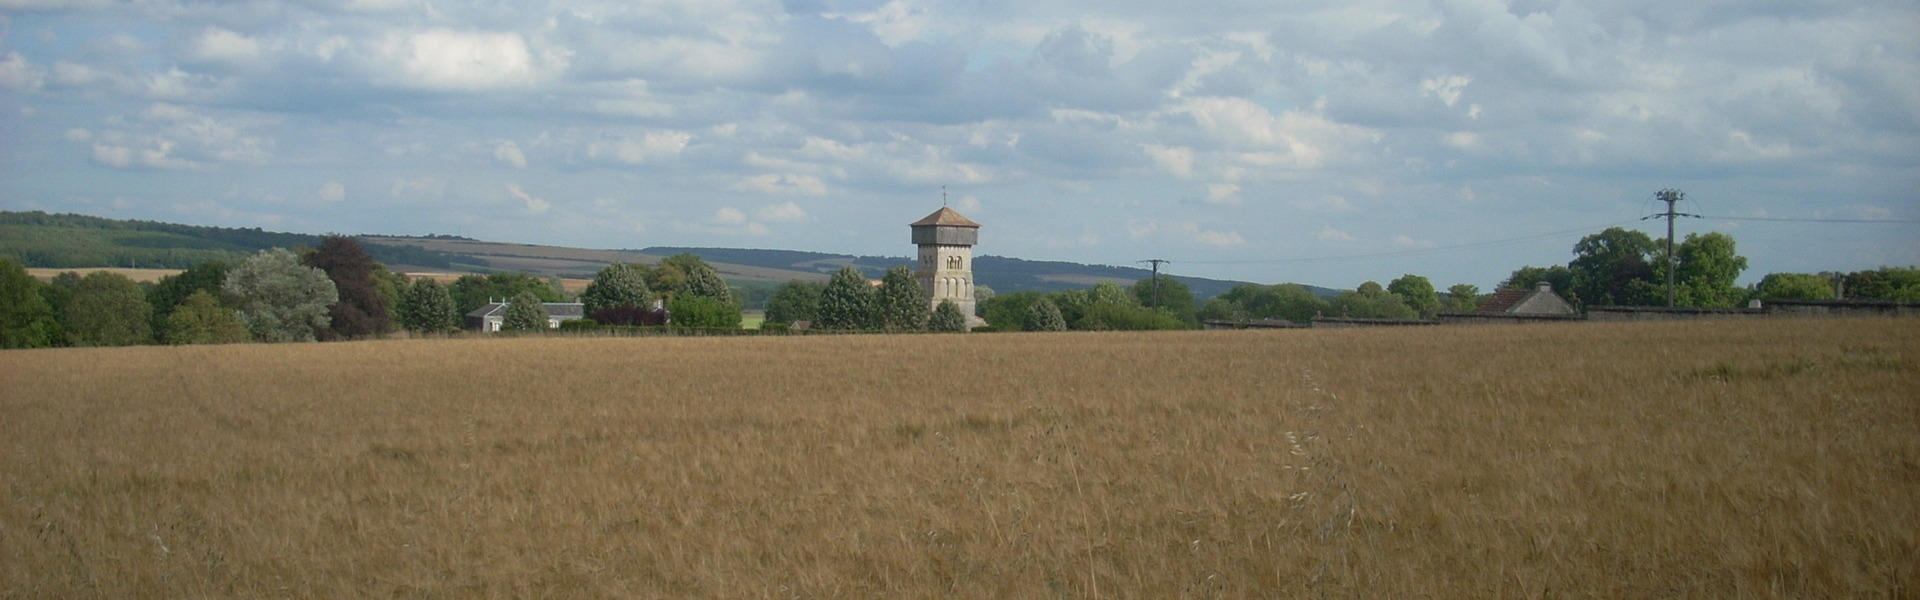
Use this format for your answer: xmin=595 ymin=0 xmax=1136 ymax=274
xmin=638 ymin=247 xmax=1313 ymax=300
xmin=1 ymin=211 xmax=1336 ymax=299
xmin=0 ymin=211 xmax=450 ymax=270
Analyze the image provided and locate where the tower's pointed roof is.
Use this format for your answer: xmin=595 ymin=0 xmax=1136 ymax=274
xmin=910 ymin=207 xmax=981 ymax=228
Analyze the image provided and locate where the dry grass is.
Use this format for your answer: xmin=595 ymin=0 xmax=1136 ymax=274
xmin=3 ymin=319 xmax=1915 ymax=598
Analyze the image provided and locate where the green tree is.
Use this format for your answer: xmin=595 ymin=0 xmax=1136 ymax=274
xmin=449 ymin=273 xmax=563 ymax=316
xmin=1387 ymin=274 xmax=1441 ymax=317
xmin=39 ymin=272 xmax=79 ymax=345
xmin=1131 ymin=275 xmax=1197 ymax=325
xmin=0 ymin=258 xmax=60 ymax=349
xmin=1753 ymin=273 xmax=1835 ymax=300
xmin=816 ymin=266 xmax=876 ymax=330
xmin=302 ymin=236 xmax=391 ymax=340
xmin=1502 ymin=265 xmax=1576 ymax=298
xmin=1024 ymin=297 xmax=1067 ymax=332
xmin=226 ymin=248 xmax=338 ymax=343
xmin=1197 ymin=296 xmax=1245 ymax=323
xmin=500 ymin=291 xmax=550 ymax=331
xmin=668 ymin=295 xmax=743 ymax=329
xmin=164 ymin=290 xmax=250 ymax=345
xmin=1569 ymin=227 xmax=1658 ymax=306
xmin=1662 ymin=232 xmax=1749 ymax=307
xmin=876 ymin=266 xmax=930 ymax=331
xmin=147 ymin=261 xmax=230 ymax=339
xmin=1842 ymin=267 xmax=1920 ymax=300
xmin=65 ymin=271 xmax=153 ymax=346
xmin=1329 ymin=281 xmax=1417 ymax=319
xmin=930 ymin=299 xmax=968 ymax=332
xmin=1075 ymin=303 xmax=1188 ymax=330
xmin=673 ymin=254 xmax=734 ymax=304
xmin=980 ymin=290 xmax=1045 ymax=330
xmin=581 ymin=263 xmax=654 ymax=317
xmin=1048 ymin=289 xmax=1092 ymax=326
xmin=1445 ymin=283 xmax=1481 ymax=312
xmin=397 ymin=278 xmax=461 ymax=334
xmin=1199 ymin=283 xmax=1329 ymax=324
xmin=763 ymin=280 xmax=824 ymax=326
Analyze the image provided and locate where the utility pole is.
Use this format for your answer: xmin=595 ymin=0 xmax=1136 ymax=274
xmin=1139 ymin=259 xmax=1169 ymax=310
xmin=1651 ymin=188 xmax=1698 ymax=307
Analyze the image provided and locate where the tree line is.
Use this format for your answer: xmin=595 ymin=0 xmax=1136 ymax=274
xmin=0 ymin=237 xmax=773 ymax=347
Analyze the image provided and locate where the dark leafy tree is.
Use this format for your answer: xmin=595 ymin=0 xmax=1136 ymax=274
xmin=589 ymin=305 xmax=669 ymax=326
xmin=398 ymin=278 xmax=460 ymax=334
xmin=763 ymin=280 xmax=824 ymax=326
xmin=302 ymin=235 xmax=390 ymax=340
xmin=581 ymin=263 xmax=653 ymax=317
xmin=146 ymin=261 xmax=230 ymax=338
xmin=1569 ymin=227 xmax=1658 ymax=306
xmin=929 ymin=299 xmax=968 ymax=332
xmin=876 ymin=266 xmax=930 ymax=331
xmin=1841 ymin=267 xmax=1920 ymax=300
xmin=500 ymin=291 xmax=549 ymax=331
xmin=1024 ymin=297 xmax=1067 ymax=332
xmin=65 ymin=271 xmax=153 ymax=346
xmin=164 ymin=290 xmax=250 ymax=345
xmin=817 ymin=266 xmax=876 ymax=330
xmin=226 ymin=248 xmax=337 ymax=343
xmin=0 ymin=258 xmax=60 ymax=349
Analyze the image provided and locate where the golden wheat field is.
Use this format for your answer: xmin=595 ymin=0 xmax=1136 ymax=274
xmin=3 ymin=319 xmax=1916 ymax=598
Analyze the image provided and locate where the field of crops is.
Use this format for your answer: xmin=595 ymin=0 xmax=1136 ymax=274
xmin=3 ymin=319 xmax=1915 ymax=598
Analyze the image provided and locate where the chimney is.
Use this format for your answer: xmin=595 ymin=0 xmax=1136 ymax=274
xmin=1536 ymin=281 xmax=1553 ymax=293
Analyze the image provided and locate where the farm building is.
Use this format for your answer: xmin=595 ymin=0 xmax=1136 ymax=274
xmin=1473 ymin=281 xmax=1577 ymax=315
xmin=466 ymin=302 xmax=586 ymax=332
xmin=1436 ymin=281 xmax=1582 ymax=325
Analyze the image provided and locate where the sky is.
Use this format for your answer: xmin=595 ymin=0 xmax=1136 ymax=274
xmin=2 ymin=0 xmax=1916 ymax=290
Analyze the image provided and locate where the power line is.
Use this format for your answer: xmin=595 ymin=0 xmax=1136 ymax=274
xmin=1170 ymin=219 xmax=1643 ymax=265
xmin=1698 ymin=215 xmax=1920 ymax=224
xmin=1147 ymin=212 xmax=1913 ymax=269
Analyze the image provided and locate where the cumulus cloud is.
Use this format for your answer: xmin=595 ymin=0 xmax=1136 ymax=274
xmin=1203 ymin=183 xmax=1240 ymax=205
xmin=82 ymin=104 xmax=273 ymax=170
xmin=504 ymin=183 xmax=550 ymax=214
xmin=378 ymin=29 xmax=550 ymax=91
xmin=493 ymin=140 xmax=527 ymax=168
xmin=1317 ymin=226 xmax=1356 ymax=242
xmin=731 ymin=173 xmax=828 ymax=196
xmin=585 ymin=131 xmax=691 ymax=165
xmin=318 ymin=181 xmax=345 ymax=202
xmin=754 ymin=201 xmax=807 ymax=223
xmin=3 ymin=0 xmax=1915 ymax=287
xmin=0 ymin=52 xmax=46 ymax=92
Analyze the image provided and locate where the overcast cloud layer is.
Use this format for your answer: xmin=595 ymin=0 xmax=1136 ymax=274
xmin=2 ymin=0 xmax=1915 ymax=288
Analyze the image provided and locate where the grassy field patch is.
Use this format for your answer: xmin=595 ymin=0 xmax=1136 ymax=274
xmin=3 ymin=319 xmax=1915 ymax=597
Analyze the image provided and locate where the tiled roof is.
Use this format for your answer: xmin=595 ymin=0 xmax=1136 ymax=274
xmin=1474 ymin=289 xmax=1530 ymax=313
xmin=910 ymin=207 xmax=981 ymax=228
xmin=466 ymin=302 xmax=586 ymax=318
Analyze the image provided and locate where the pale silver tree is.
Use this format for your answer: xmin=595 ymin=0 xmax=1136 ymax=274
xmin=224 ymin=248 xmax=338 ymax=343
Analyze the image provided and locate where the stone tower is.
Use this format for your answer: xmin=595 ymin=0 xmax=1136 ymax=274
xmin=910 ymin=206 xmax=981 ymax=320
